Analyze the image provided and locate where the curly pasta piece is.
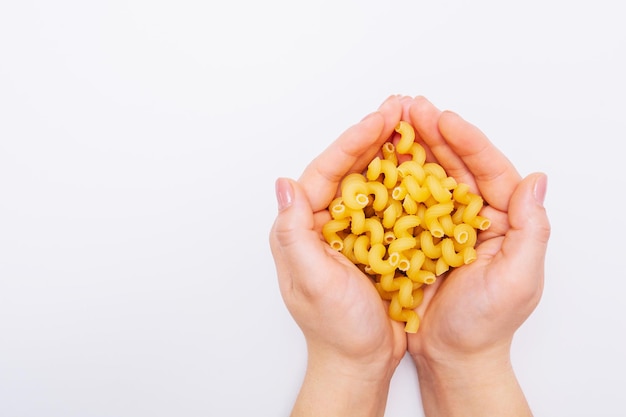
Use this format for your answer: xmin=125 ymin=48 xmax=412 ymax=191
xmin=341 ymin=173 xmax=370 ymax=210
xmin=395 ymin=121 xmax=416 ymax=154
xmin=388 ymin=237 xmax=417 ymax=267
xmin=368 ymin=243 xmax=396 ymax=275
xmin=340 ymin=233 xmax=359 ymax=264
xmin=353 ymin=234 xmax=371 ymax=265
xmin=322 ymin=219 xmax=350 ymax=251
xmin=365 ymin=180 xmax=389 ymax=212
xmin=397 ymin=160 xmax=426 ymax=183
xmin=425 ymin=175 xmax=452 ymax=203
xmin=363 ymin=217 xmax=385 ymax=245
xmin=382 ymin=142 xmax=398 ymax=165
xmin=403 ymin=175 xmax=431 ymax=203
xmin=424 ymin=201 xmax=455 ymax=238
xmin=441 ymin=238 xmax=465 ymax=268
xmin=367 ymin=157 xmax=398 ymax=189
xmin=393 ymin=214 xmax=422 ymax=238
xmin=382 ymin=199 xmax=402 ymax=229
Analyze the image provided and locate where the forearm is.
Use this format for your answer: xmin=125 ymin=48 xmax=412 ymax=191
xmin=291 ymin=351 xmax=394 ymax=417
xmin=413 ymin=348 xmax=533 ymax=417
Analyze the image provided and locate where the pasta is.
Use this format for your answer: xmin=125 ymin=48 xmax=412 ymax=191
xmin=322 ymin=121 xmax=490 ymax=333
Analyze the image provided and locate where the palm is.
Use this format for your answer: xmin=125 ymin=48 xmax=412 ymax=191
xmin=407 ymin=228 xmax=507 ymax=353
xmin=318 ymin=241 xmax=408 ymax=357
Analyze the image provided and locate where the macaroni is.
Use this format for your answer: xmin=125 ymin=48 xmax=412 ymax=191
xmin=322 ymin=218 xmax=350 ymax=251
xmin=367 ymin=157 xmax=398 ymax=189
xmin=341 ymin=173 xmax=370 ymax=210
xmin=322 ymin=120 xmax=489 ymax=333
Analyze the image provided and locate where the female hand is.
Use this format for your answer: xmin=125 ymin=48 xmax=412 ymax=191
xmin=269 ymin=95 xmax=408 ymax=416
xmin=403 ymin=96 xmax=551 ymax=416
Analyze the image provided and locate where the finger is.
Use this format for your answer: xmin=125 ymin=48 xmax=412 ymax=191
xmin=269 ymin=177 xmax=339 ymax=299
xmin=492 ymin=173 xmax=551 ymax=301
xmin=436 ymin=110 xmax=522 ymax=211
xmin=399 ymin=95 xmax=414 ymax=121
xmin=298 ymin=95 xmax=403 ymax=211
xmin=408 ymin=96 xmax=469 ymax=184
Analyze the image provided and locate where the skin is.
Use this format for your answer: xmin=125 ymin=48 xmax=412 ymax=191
xmin=269 ymin=95 xmax=550 ymax=417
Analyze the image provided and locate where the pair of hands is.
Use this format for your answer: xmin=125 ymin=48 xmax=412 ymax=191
xmin=269 ymin=95 xmax=550 ymax=416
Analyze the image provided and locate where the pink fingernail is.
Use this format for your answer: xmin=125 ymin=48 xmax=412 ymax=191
xmin=275 ymin=178 xmax=294 ymax=211
xmin=534 ymin=174 xmax=548 ymax=206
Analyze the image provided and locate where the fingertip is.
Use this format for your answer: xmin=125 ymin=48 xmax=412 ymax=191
xmin=378 ymin=94 xmax=403 ymax=116
xmin=437 ymin=110 xmax=462 ymax=132
xmin=271 ymin=178 xmax=316 ymax=249
xmin=413 ymin=95 xmax=434 ymax=107
xmin=275 ymin=177 xmax=294 ymax=212
xmin=532 ymin=172 xmax=548 ymax=207
xmin=409 ymin=96 xmax=440 ymax=118
xmin=510 ymin=172 xmax=551 ymax=242
xmin=373 ymin=94 xmax=404 ymax=140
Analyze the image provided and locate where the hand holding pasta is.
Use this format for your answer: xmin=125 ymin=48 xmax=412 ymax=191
xmin=401 ymin=96 xmax=550 ymax=417
xmin=269 ymin=95 xmax=410 ymax=417
xmin=322 ymin=121 xmax=490 ymax=333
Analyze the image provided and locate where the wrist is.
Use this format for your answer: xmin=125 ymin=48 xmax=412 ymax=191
xmin=290 ymin=349 xmax=397 ymax=417
xmin=412 ymin=343 xmax=533 ymax=417
xmin=412 ymin=341 xmax=513 ymax=386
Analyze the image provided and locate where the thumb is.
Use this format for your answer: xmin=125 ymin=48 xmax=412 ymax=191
xmin=270 ymin=178 xmax=333 ymax=294
xmin=271 ymin=177 xmax=316 ymax=250
xmin=509 ymin=172 xmax=551 ymax=241
xmin=501 ymin=172 xmax=551 ymax=278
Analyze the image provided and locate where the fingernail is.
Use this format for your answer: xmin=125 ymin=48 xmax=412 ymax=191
xmin=275 ymin=178 xmax=294 ymax=211
xmin=533 ymin=174 xmax=548 ymax=206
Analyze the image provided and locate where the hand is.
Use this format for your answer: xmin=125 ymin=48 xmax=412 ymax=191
xmin=269 ymin=95 xmax=408 ymax=416
xmin=403 ymin=96 xmax=550 ymax=416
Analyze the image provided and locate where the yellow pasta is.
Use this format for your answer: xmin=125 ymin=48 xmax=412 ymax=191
xmin=435 ymin=257 xmax=450 ymax=276
xmin=349 ymin=208 xmax=366 ymax=235
xmin=368 ymin=243 xmax=396 ymax=275
xmin=453 ymin=223 xmax=477 ymax=246
xmin=341 ymin=173 xmax=370 ymax=210
xmin=353 ymin=234 xmax=371 ymax=265
xmin=340 ymin=233 xmax=359 ymax=264
xmin=365 ymin=180 xmax=389 ymax=212
xmin=441 ymin=238 xmax=465 ymax=268
xmin=381 ymin=199 xmax=402 ymax=229
xmin=424 ymin=201 xmax=455 ymax=238
xmin=379 ymin=272 xmax=399 ymax=292
xmin=425 ymin=175 xmax=452 ymax=203
xmin=381 ymin=142 xmax=398 ymax=165
xmin=367 ymin=157 xmax=398 ymax=189
xmin=395 ymin=120 xmax=416 ymax=154
xmin=328 ymin=197 xmax=346 ymax=219
xmin=402 ymin=194 xmax=419 ymax=215
xmin=406 ymin=144 xmax=427 ymax=166
xmin=420 ymin=230 xmax=442 ymax=259
xmin=322 ymin=120 xmax=490 ymax=333
xmin=363 ymin=217 xmax=385 ymax=245
xmin=402 ymin=175 xmax=431 ymax=203
xmin=462 ymin=194 xmax=491 ymax=230
xmin=387 ymin=237 xmax=417 ymax=267
xmin=393 ymin=214 xmax=422 ymax=238
xmin=322 ymin=218 xmax=350 ymax=251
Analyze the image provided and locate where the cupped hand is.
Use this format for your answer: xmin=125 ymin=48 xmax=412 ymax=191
xmin=269 ymin=95 xmax=409 ymax=373
xmin=403 ymin=96 xmax=551 ymax=363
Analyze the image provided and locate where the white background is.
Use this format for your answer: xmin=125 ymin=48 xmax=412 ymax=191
xmin=1 ymin=1 xmax=624 ymax=416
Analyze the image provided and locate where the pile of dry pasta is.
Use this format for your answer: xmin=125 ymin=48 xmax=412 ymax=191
xmin=322 ymin=121 xmax=490 ymax=333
